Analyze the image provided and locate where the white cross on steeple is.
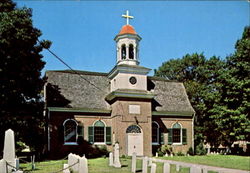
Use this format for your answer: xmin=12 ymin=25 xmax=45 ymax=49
xmin=122 ymin=10 xmax=134 ymax=25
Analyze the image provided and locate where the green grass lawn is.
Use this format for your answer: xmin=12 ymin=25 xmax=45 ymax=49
xmin=19 ymin=155 xmax=249 ymax=173
xmin=158 ymin=155 xmax=250 ymax=171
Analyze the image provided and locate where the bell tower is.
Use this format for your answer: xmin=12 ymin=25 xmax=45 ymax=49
xmin=114 ymin=10 xmax=141 ymax=66
xmin=106 ymin=11 xmax=153 ymax=157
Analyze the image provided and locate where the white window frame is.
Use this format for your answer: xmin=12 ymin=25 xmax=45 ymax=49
xmin=93 ymin=120 xmax=106 ymax=145
xmin=152 ymin=121 xmax=160 ymax=145
xmin=63 ymin=119 xmax=78 ymax=145
xmin=172 ymin=122 xmax=182 ymax=145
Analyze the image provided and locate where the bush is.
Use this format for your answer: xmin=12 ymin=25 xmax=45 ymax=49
xmin=195 ymin=143 xmax=207 ymax=155
xmin=187 ymin=147 xmax=194 ymax=156
xmin=157 ymin=145 xmax=173 ymax=156
xmin=176 ymin=151 xmax=185 ymax=156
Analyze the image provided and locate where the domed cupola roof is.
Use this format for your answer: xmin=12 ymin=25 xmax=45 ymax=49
xmin=118 ymin=24 xmax=137 ymax=35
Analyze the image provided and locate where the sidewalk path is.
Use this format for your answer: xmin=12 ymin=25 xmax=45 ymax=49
xmin=151 ymin=158 xmax=250 ymax=173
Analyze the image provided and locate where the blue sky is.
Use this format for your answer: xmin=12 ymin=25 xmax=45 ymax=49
xmin=15 ymin=1 xmax=249 ymax=76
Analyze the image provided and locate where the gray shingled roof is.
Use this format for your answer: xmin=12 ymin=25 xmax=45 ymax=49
xmin=46 ymin=70 xmax=194 ymax=114
xmin=46 ymin=70 xmax=110 ymax=110
xmin=149 ymin=76 xmax=195 ymax=114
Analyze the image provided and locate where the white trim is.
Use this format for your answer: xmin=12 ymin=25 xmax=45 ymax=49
xmin=93 ymin=142 xmax=106 ymax=145
xmin=171 ymin=122 xmax=183 ymax=145
xmin=92 ymin=120 xmax=107 ymax=126
xmin=92 ymin=120 xmax=106 ymax=143
xmin=152 ymin=121 xmax=160 ymax=144
xmin=63 ymin=119 xmax=78 ymax=126
xmin=63 ymin=119 xmax=78 ymax=144
xmin=64 ymin=142 xmax=78 ymax=146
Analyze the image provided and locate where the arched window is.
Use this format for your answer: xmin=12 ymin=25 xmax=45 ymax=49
xmin=121 ymin=44 xmax=126 ymax=59
xmin=88 ymin=120 xmax=112 ymax=144
xmin=152 ymin=121 xmax=160 ymax=144
xmin=126 ymin=125 xmax=141 ymax=133
xmin=63 ymin=119 xmax=78 ymax=144
xmin=94 ymin=120 xmax=105 ymax=143
xmin=172 ymin=123 xmax=181 ymax=143
xmin=129 ymin=44 xmax=134 ymax=59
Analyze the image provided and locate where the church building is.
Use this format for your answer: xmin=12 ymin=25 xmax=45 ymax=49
xmin=45 ymin=11 xmax=195 ymax=159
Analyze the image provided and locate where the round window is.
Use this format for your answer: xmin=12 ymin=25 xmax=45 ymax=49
xmin=129 ymin=76 xmax=137 ymax=85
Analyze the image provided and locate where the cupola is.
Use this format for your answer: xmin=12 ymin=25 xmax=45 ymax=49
xmin=114 ymin=10 xmax=141 ymax=66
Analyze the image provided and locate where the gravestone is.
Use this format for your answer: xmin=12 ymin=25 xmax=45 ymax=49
xmin=142 ymin=156 xmax=148 ymax=173
xmin=4 ymin=129 xmax=16 ymax=172
xmin=131 ymin=152 xmax=136 ymax=173
xmin=79 ymin=156 xmax=88 ymax=173
xmin=148 ymin=158 xmax=152 ymax=167
xmin=113 ymin=143 xmax=121 ymax=168
xmin=150 ymin=163 xmax=156 ymax=173
xmin=63 ymin=164 xmax=70 ymax=173
xmin=155 ymin=153 xmax=158 ymax=157
xmin=190 ymin=166 xmax=202 ymax=173
xmin=176 ymin=164 xmax=180 ymax=172
xmin=202 ymin=168 xmax=208 ymax=173
xmin=0 ymin=159 xmax=7 ymax=173
xmin=109 ymin=152 xmax=113 ymax=166
xmin=163 ymin=162 xmax=170 ymax=173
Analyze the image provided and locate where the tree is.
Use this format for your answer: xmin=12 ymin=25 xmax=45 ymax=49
xmin=154 ymin=27 xmax=250 ymax=151
xmin=0 ymin=0 xmax=51 ymax=155
xmin=155 ymin=53 xmax=225 ymax=147
xmin=209 ymin=26 xmax=250 ymax=147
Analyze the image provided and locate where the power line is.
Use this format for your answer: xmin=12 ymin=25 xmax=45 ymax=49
xmin=39 ymin=40 xmax=106 ymax=93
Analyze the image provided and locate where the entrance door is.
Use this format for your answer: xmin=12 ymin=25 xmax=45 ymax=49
xmin=126 ymin=125 xmax=143 ymax=156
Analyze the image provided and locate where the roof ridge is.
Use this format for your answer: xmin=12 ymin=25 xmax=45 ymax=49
xmin=46 ymin=69 xmax=108 ymax=76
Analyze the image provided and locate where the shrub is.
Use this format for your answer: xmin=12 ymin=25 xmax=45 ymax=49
xmin=195 ymin=143 xmax=207 ymax=155
xmin=187 ymin=147 xmax=194 ymax=156
xmin=176 ymin=151 xmax=185 ymax=156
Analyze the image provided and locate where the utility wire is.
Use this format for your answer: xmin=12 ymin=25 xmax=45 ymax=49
xmin=39 ymin=40 xmax=106 ymax=93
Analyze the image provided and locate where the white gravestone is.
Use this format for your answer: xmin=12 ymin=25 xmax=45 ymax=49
xmin=109 ymin=152 xmax=113 ymax=166
xmin=0 ymin=159 xmax=7 ymax=173
xmin=176 ymin=164 xmax=180 ymax=172
xmin=190 ymin=166 xmax=202 ymax=173
xmin=150 ymin=163 xmax=156 ymax=173
xmin=148 ymin=158 xmax=152 ymax=167
xmin=142 ymin=156 xmax=148 ymax=173
xmin=79 ymin=156 xmax=88 ymax=173
xmin=113 ymin=143 xmax=121 ymax=168
xmin=131 ymin=152 xmax=136 ymax=173
xmin=3 ymin=129 xmax=16 ymax=172
xmin=63 ymin=164 xmax=70 ymax=173
xmin=163 ymin=162 xmax=170 ymax=173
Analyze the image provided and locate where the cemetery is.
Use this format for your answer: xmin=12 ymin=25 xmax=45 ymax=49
xmin=0 ymin=129 xmax=249 ymax=173
xmin=1 ymin=0 xmax=249 ymax=173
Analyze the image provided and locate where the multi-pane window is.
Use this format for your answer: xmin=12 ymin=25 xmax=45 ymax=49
xmin=172 ymin=123 xmax=181 ymax=143
xmin=173 ymin=128 xmax=181 ymax=143
xmin=63 ymin=119 xmax=78 ymax=144
xmin=94 ymin=126 xmax=105 ymax=142
xmin=152 ymin=122 xmax=159 ymax=144
xmin=168 ymin=122 xmax=187 ymax=145
xmin=88 ymin=120 xmax=112 ymax=144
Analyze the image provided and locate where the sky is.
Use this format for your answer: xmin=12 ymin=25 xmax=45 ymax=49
xmin=15 ymin=0 xmax=250 ymax=76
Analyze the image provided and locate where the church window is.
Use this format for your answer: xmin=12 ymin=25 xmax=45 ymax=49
xmin=172 ymin=123 xmax=181 ymax=143
xmin=88 ymin=120 xmax=112 ymax=145
xmin=129 ymin=44 xmax=134 ymax=59
xmin=63 ymin=119 xmax=78 ymax=145
xmin=152 ymin=121 xmax=159 ymax=145
xmin=168 ymin=122 xmax=187 ymax=145
xmin=126 ymin=125 xmax=141 ymax=133
xmin=121 ymin=44 xmax=126 ymax=59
